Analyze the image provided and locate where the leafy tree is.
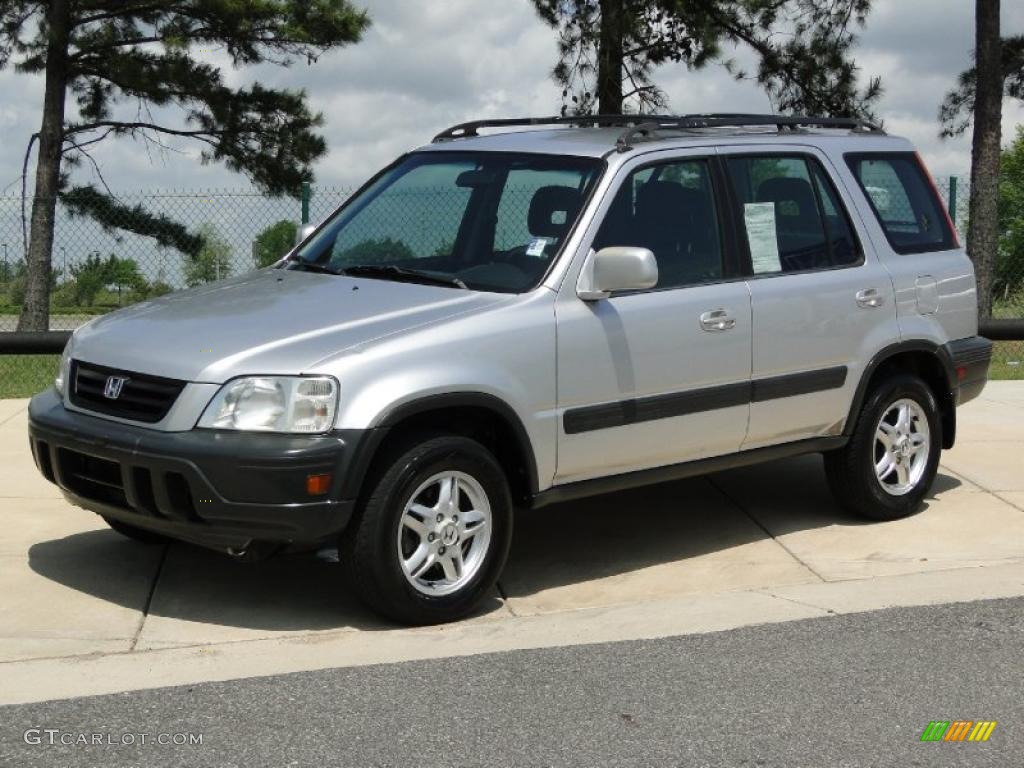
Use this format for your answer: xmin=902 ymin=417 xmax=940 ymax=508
xmin=1 ymin=1 xmax=370 ymax=331
xmin=143 ymin=280 xmax=175 ymax=299
xmin=997 ymin=125 xmax=1024 ymax=303
xmin=7 ymin=258 xmax=61 ymax=307
xmin=336 ymin=237 xmax=415 ymax=264
xmin=531 ymin=0 xmax=881 ymax=116
xmin=105 ymin=255 xmax=146 ymax=304
xmin=254 ymin=220 xmax=298 ymax=268
xmin=939 ymin=34 xmax=1023 ymax=138
xmin=5 ymin=260 xmax=28 ymax=307
xmin=69 ymin=253 xmax=109 ymax=306
xmin=186 ymin=224 xmax=233 ymax=287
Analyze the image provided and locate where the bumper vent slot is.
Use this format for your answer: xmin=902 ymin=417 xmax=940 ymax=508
xmin=165 ymin=472 xmax=200 ymax=521
xmin=131 ymin=467 xmax=160 ymax=517
xmin=58 ymin=448 xmax=128 ymax=508
xmin=32 ymin=439 xmax=55 ymax=483
xmin=69 ymin=361 xmax=186 ymax=423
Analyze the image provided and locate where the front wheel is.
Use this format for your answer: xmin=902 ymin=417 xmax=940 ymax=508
xmin=824 ymin=374 xmax=942 ymax=521
xmin=340 ymin=435 xmax=513 ymax=625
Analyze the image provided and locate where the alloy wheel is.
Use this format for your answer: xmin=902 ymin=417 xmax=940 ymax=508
xmin=873 ymin=397 xmax=930 ymax=496
xmin=396 ymin=471 xmax=492 ymax=596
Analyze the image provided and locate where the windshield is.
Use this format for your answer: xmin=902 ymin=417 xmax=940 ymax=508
xmin=289 ymin=151 xmax=603 ymax=292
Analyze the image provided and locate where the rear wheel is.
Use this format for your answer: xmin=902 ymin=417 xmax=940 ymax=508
xmin=824 ymin=374 xmax=941 ymax=521
xmin=340 ymin=434 xmax=513 ymax=625
xmin=102 ymin=516 xmax=168 ymax=545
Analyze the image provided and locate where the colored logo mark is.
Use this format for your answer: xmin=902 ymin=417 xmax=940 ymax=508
xmin=920 ymin=720 xmax=997 ymax=742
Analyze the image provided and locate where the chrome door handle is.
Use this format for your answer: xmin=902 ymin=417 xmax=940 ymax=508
xmin=700 ymin=309 xmax=736 ymax=332
xmin=855 ymin=288 xmax=885 ymax=308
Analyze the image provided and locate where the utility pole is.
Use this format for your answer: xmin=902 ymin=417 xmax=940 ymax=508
xmin=60 ymin=247 xmax=66 ymax=283
xmin=2 ymin=243 xmax=7 ymax=282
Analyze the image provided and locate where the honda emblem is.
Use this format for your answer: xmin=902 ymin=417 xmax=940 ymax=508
xmin=103 ymin=376 xmax=128 ymax=399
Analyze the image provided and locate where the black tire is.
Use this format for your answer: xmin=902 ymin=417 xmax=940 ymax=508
xmin=824 ymin=374 xmax=942 ymax=521
xmin=340 ymin=434 xmax=513 ymax=625
xmin=102 ymin=516 xmax=168 ymax=545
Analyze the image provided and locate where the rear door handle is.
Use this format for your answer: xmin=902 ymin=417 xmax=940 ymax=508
xmin=855 ymin=288 xmax=885 ymax=308
xmin=700 ymin=309 xmax=736 ymax=332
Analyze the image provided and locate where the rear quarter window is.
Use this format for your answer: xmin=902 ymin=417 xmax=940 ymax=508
xmin=845 ymin=152 xmax=956 ymax=254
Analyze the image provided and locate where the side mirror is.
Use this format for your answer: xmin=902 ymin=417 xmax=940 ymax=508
xmin=577 ymin=246 xmax=658 ymax=300
xmin=294 ymin=223 xmax=317 ymax=247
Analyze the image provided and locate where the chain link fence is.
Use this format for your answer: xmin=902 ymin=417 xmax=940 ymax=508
xmin=0 ymin=176 xmax=1021 ymax=397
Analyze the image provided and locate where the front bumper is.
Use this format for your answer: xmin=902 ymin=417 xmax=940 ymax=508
xmin=28 ymin=388 xmax=366 ymax=552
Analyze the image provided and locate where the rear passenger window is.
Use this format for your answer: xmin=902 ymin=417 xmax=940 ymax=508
xmin=593 ymin=159 xmax=723 ymax=290
xmin=726 ymin=155 xmax=861 ymax=275
xmin=845 ymin=153 xmax=955 ymax=254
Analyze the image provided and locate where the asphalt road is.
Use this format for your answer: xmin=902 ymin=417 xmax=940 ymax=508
xmin=1 ymin=596 xmax=1021 ymax=768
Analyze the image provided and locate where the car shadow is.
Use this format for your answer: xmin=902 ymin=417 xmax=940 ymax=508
xmin=27 ymin=453 xmax=963 ymax=634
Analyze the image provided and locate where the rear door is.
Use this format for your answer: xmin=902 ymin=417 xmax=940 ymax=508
xmin=554 ymin=151 xmax=752 ymax=483
xmin=844 ymin=152 xmax=976 ymax=344
xmin=718 ymin=147 xmax=899 ymax=449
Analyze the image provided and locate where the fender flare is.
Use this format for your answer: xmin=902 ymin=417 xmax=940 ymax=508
xmin=843 ymin=339 xmax=957 ymax=446
xmin=340 ymin=392 xmax=541 ymax=502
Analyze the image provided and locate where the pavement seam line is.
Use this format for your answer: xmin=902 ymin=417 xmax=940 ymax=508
xmin=994 ymin=492 xmax=1024 ymax=514
xmin=128 ymin=542 xmax=169 ymax=652
xmin=758 ymin=589 xmax=837 ymax=616
xmin=937 ymin=463 xmax=1010 ymax=495
xmin=0 ymin=406 xmax=28 ymax=428
xmin=707 ymin=474 xmax=827 ymax=583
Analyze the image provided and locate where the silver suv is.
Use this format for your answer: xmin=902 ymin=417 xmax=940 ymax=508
xmin=28 ymin=114 xmax=993 ymax=624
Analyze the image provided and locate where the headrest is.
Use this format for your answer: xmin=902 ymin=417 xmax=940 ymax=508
xmin=756 ymin=177 xmax=817 ymax=217
xmin=528 ymin=186 xmax=583 ymax=238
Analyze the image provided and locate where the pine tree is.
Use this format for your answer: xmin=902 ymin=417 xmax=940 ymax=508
xmin=531 ymin=0 xmax=881 ymax=117
xmin=0 ymin=1 xmax=370 ymax=331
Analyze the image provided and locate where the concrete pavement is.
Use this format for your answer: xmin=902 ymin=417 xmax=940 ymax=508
xmin=1 ymin=383 xmax=1023 ymax=705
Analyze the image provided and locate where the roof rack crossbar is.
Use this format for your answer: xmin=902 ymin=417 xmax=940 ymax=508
xmin=431 ymin=112 xmax=883 ymax=149
xmin=615 ymin=114 xmax=883 ymax=151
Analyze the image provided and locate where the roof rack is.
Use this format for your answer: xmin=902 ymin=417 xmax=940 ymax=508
xmin=432 ymin=114 xmax=670 ymax=142
xmin=431 ymin=113 xmax=884 ymax=151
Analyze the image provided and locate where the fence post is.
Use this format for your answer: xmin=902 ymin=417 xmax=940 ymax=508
xmin=301 ymin=181 xmax=311 ymax=225
xmin=947 ymin=176 xmax=957 ymax=222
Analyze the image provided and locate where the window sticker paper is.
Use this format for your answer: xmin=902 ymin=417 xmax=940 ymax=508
xmin=743 ymin=202 xmax=781 ymax=274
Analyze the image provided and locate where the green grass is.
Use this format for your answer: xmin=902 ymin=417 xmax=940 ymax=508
xmin=0 ymin=355 xmax=59 ymax=398
xmin=992 ymin=341 xmax=1024 ymax=380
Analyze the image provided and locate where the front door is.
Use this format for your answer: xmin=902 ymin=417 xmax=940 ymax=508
xmin=554 ymin=153 xmax=752 ymax=484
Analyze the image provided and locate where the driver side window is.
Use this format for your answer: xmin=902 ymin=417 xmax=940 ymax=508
xmin=593 ymin=159 xmax=724 ymax=290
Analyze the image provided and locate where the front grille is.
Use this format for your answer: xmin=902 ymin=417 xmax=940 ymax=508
xmin=69 ymin=360 xmax=186 ymax=423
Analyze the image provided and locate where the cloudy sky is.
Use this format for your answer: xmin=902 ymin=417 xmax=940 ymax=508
xmin=1 ymin=0 xmax=1023 ymax=195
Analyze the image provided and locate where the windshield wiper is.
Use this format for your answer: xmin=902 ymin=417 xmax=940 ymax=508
xmin=284 ymin=259 xmax=344 ymax=275
xmin=340 ymin=264 xmax=467 ymax=289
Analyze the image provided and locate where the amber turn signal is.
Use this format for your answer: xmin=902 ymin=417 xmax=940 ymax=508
xmin=306 ymin=472 xmax=332 ymax=496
